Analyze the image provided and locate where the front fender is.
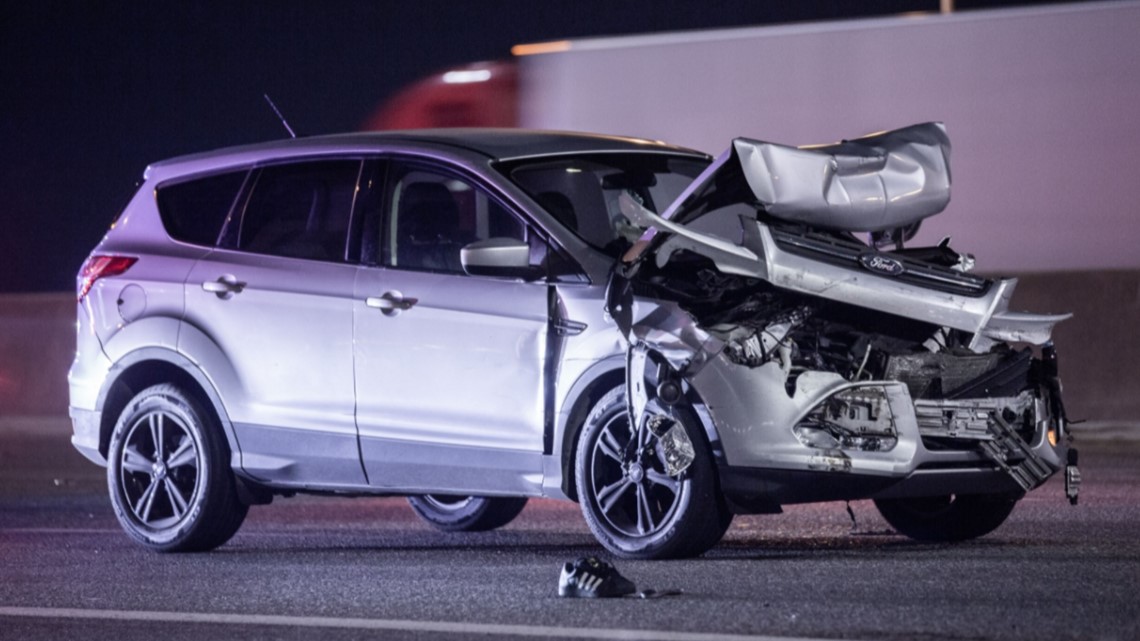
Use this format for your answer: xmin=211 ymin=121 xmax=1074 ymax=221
xmin=543 ymin=354 xmax=625 ymax=501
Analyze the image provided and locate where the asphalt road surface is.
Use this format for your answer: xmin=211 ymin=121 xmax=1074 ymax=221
xmin=1 ymin=421 xmax=1138 ymax=641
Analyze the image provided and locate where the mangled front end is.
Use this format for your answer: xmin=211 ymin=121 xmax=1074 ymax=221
xmin=609 ymin=123 xmax=1079 ymax=514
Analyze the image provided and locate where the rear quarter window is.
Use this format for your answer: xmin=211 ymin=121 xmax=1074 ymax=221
xmin=156 ymin=171 xmax=247 ymax=246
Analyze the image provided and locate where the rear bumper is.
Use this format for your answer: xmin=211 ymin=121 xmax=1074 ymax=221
xmin=69 ymin=407 xmax=105 ymax=466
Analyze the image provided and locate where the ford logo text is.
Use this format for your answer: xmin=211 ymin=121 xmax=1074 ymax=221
xmin=858 ymin=252 xmax=905 ymax=277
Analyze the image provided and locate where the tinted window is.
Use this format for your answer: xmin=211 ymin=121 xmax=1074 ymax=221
xmin=382 ymin=164 xmax=525 ymax=274
xmin=157 ymin=171 xmax=247 ymax=246
xmin=500 ymin=154 xmax=707 ymax=257
xmin=238 ymin=160 xmax=361 ymax=262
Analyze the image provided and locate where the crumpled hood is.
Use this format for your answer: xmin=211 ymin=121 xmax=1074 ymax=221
xmin=622 ymin=122 xmax=953 ymax=267
xmin=731 ymin=122 xmax=951 ymax=232
xmin=613 ymin=122 xmax=1068 ymax=350
xmin=664 ymin=122 xmax=952 ymax=231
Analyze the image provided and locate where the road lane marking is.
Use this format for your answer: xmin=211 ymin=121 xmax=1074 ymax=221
xmin=0 ymin=528 xmax=119 ymax=534
xmin=0 ymin=606 xmax=847 ymax=641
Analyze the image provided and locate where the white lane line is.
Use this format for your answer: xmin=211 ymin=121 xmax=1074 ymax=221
xmin=0 ymin=606 xmax=846 ymax=641
xmin=1 ymin=527 xmax=119 ymax=533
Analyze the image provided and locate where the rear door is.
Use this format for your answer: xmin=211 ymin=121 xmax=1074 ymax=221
xmin=182 ymin=159 xmax=366 ymax=487
xmin=352 ymin=159 xmax=548 ymax=494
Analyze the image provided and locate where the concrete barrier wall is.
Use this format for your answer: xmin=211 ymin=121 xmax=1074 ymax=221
xmin=1 ymin=270 xmax=1136 ymax=424
xmin=0 ymin=293 xmax=75 ymax=417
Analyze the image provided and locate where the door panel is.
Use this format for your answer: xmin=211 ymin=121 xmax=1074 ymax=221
xmin=185 ymin=252 xmax=363 ymax=486
xmin=353 ymin=270 xmax=547 ymax=492
xmin=353 ymin=160 xmax=548 ymax=494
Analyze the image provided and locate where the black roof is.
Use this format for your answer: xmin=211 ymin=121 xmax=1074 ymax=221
xmin=148 ymin=128 xmax=709 ymax=178
xmin=346 ymin=128 xmax=708 ymax=161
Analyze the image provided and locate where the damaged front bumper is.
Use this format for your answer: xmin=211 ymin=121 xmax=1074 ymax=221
xmin=689 ymin=352 xmax=1074 ymax=511
xmin=610 ymin=282 xmax=1078 ymax=514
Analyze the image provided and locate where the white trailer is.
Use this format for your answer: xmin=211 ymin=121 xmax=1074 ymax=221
xmin=517 ymin=1 xmax=1140 ymax=273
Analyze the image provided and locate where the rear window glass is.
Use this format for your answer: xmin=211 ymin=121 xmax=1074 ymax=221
xmin=157 ymin=171 xmax=247 ymax=247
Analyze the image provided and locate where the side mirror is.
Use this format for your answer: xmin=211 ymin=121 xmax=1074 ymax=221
xmin=460 ymin=238 xmax=540 ymax=280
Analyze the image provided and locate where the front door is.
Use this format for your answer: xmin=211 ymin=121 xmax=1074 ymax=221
xmin=353 ymin=161 xmax=548 ymax=494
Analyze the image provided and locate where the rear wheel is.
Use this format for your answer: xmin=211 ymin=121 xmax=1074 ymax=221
xmin=874 ymin=493 xmax=1019 ymax=542
xmin=106 ymin=384 xmax=247 ymax=552
xmin=576 ymin=387 xmax=729 ymax=559
xmin=407 ymin=495 xmax=528 ymax=532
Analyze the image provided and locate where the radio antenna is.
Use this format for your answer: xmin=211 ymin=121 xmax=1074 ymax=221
xmin=263 ymin=93 xmax=298 ymax=138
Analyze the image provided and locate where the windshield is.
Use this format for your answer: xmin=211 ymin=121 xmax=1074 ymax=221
xmin=499 ymin=153 xmax=708 ymax=257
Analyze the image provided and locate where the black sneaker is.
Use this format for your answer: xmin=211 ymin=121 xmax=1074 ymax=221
xmin=558 ymin=557 xmax=636 ymax=598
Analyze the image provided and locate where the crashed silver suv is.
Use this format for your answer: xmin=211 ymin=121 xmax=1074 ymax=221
xmin=69 ymin=124 xmax=1078 ymax=559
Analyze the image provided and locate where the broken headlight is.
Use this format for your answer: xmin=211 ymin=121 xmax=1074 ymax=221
xmin=647 ymin=414 xmax=696 ymax=477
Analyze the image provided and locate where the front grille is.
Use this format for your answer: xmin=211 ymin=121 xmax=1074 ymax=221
xmin=770 ymin=228 xmax=992 ymax=297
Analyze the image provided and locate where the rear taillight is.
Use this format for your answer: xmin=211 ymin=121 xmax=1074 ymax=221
xmin=78 ymin=255 xmax=137 ymax=301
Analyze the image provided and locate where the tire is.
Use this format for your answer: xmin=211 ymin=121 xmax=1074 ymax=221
xmin=874 ymin=493 xmax=1020 ymax=542
xmin=106 ymin=384 xmax=248 ymax=552
xmin=575 ymin=386 xmax=729 ymax=559
xmin=407 ymin=495 xmax=528 ymax=532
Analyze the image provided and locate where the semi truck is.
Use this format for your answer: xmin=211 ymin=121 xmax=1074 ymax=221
xmin=364 ymin=0 xmax=1140 ymax=274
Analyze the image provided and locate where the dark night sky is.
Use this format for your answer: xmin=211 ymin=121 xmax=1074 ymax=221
xmin=0 ymin=0 xmax=1069 ymax=293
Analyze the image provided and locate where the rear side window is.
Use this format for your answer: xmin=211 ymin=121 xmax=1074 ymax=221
xmin=238 ymin=160 xmax=361 ymax=262
xmin=156 ymin=171 xmax=247 ymax=247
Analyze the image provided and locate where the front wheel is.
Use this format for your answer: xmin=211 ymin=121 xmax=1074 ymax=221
xmin=407 ymin=495 xmax=528 ymax=532
xmin=106 ymin=384 xmax=248 ymax=552
xmin=575 ymin=387 xmax=729 ymax=559
xmin=874 ymin=493 xmax=1020 ymax=542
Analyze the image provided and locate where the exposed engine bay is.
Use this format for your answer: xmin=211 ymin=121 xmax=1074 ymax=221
xmin=643 ymin=258 xmax=1038 ymax=404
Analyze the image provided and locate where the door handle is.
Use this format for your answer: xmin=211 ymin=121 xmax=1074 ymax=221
xmin=365 ymin=290 xmax=418 ymax=317
xmin=202 ymin=275 xmax=246 ymax=299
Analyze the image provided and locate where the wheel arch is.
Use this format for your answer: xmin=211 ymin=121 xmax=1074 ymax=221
xmin=553 ymin=351 xmax=726 ymax=502
xmin=555 ymin=357 xmax=625 ymax=502
xmin=95 ymin=347 xmax=240 ymax=466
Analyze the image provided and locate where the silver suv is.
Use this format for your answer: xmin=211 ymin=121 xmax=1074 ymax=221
xmin=70 ymin=125 xmax=1078 ymax=559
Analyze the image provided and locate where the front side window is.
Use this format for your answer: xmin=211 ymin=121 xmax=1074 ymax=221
xmin=157 ymin=170 xmax=248 ymax=247
xmin=237 ymin=160 xmax=361 ymax=262
xmin=500 ymin=153 xmax=708 ymax=257
xmin=382 ymin=164 xmax=525 ymax=274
